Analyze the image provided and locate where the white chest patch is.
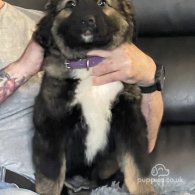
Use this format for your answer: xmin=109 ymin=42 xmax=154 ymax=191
xmin=71 ymin=69 xmax=123 ymax=164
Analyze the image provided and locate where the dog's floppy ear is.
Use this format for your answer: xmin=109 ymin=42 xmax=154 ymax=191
xmin=120 ymin=0 xmax=137 ymax=42
xmin=33 ymin=0 xmax=56 ymax=51
xmin=33 ymin=14 xmax=54 ymax=51
xmin=45 ymin=0 xmax=53 ymax=10
xmin=44 ymin=0 xmax=57 ymax=13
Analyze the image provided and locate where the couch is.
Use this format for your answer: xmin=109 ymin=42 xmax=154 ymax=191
xmin=135 ymin=1 xmax=195 ymax=192
xmin=5 ymin=0 xmax=195 ymax=193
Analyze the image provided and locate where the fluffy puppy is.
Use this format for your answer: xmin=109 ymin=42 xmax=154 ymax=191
xmin=33 ymin=0 xmax=156 ymax=194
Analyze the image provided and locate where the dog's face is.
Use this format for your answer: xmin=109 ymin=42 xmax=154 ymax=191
xmin=36 ymin=0 xmax=135 ymax=58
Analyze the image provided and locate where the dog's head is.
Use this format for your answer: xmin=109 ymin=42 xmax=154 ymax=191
xmin=35 ymin=0 xmax=135 ymax=58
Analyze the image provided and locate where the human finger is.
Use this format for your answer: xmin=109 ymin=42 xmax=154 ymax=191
xmin=92 ymin=59 xmax=120 ymax=77
xmin=93 ymin=71 xmax=127 ymax=85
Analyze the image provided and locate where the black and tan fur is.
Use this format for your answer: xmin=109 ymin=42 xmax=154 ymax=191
xmin=33 ymin=0 xmax=156 ymax=194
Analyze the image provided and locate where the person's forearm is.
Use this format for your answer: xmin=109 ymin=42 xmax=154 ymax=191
xmin=0 ymin=0 xmax=4 ymax=9
xmin=0 ymin=62 xmax=30 ymax=103
xmin=141 ymin=91 xmax=164 ymax=153
xmin=0 ymin=41 xmax=44 ymax=103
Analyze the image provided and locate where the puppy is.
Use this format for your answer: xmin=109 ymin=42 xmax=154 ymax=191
xmin=33 ymin=0 xmax=156 ymax=194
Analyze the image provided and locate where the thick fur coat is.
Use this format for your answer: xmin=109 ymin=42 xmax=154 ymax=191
xmin=33 ymin=0 xmax=156 ymax=194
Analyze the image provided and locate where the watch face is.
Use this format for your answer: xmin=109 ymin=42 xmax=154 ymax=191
xmin=156 ymin=64 xmax=165 ymax=91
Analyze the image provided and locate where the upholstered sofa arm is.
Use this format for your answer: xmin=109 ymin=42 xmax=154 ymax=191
xmin=137 ymin=36 xmax=195 ymax=123
xmin=134 ymin=0 xmax=195 ymax=36
xmin=5 ymin=0 xmax=46 ymax=10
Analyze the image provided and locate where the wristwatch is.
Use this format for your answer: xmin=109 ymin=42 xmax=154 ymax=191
xmin=139 ymin=63 xmax=165 ymax=93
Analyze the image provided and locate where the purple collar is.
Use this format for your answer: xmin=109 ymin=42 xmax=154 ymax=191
xmin=65 ymin=56 xmax=104 ymax=70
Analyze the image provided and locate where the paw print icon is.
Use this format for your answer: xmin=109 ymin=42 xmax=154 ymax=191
xmin=151 ymin=164 xmax=170 ymax=177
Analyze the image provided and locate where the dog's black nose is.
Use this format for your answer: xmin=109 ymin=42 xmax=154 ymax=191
xmin=82 ymin=15 xmax=96 ymax=27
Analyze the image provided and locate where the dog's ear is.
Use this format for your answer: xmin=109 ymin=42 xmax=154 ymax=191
xmin=33 ymin=14 xmax=54 ymax=51
xmin=45 ymin=0 xmax=52 ymax=10
xmin=120 ymin=0 xmax=137 ymax=42
xmin=44 ymin=0 xmax=57 ymax=13
xmin=33 ymin=0 xmax=59 ymax=51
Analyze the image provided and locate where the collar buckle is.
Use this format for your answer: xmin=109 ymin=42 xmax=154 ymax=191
xmin=64 ymin=62 xmax=70 ymax=69
xmin=86 ymin=59 xmax=90 ymax=70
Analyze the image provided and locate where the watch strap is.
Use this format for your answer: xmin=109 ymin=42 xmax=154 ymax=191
xmin=139 ymin=63 xmax=165 ymax=94
xmin=139 ymin=84 xmax=158 ymax=93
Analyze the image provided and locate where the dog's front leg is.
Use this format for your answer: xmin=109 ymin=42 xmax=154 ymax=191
xmin=112 ymin=91 xmax=156 ymax=195
xmin=117 ymin=152 xmax=155 ymax=195
xmin=35 ymin=156 xmax=66 ymax=195
xmin=33 ymin=128 xmax=66 ymax=195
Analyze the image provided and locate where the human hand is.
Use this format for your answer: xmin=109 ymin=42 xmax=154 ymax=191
xmin=88 ymin=43 xmax=162 ymax=153
xmin=88 ymin=43 xmax=156 ymax=86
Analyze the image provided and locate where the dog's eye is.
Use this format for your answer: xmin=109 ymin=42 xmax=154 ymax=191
xmin=66 ymin=0 xmax=76 ymax=8
xmin=97 ymin=0 xmax=107 ymax=7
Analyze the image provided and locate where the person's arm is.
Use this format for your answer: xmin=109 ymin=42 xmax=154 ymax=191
xmin=88 ymin=43 xmax=164 ymax=153
xmin=141 ymin=91 xmax=163 ymax=153
xmin=0 ymin=41 xmax=44 ymax=103
xmin=0 ymin=0 xmax=4 ymax=9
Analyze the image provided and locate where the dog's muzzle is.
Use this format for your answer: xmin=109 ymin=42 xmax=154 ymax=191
xmin=81 ymin=15 xmax=96 ymax=43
